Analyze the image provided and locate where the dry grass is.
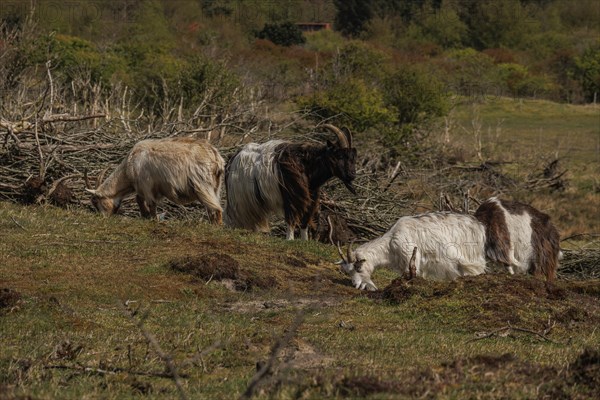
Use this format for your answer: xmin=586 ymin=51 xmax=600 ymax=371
xmin=1 ymin=202 xmax=599 ymax=399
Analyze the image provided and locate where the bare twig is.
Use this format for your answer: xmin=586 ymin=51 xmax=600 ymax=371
xmin=10 ymin=216 xmax=26 ymax=231
xmin=240 ymin=311 xmax=305 ymax=399
xmin=121 ymin=303 xmax=188 ymax=400
xmin=42 ymin=113 xmax=106 ymax=123
xmin=466 ymin=323 xmax=561 ymax=344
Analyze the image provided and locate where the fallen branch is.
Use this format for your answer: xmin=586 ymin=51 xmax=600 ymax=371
xmin=466 ymin=323 xmax=561 ymax=344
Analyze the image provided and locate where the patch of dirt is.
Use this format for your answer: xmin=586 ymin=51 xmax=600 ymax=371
xmin=224 ymin=297 xmax=340 ymax=313
xmin=280 ymin=255 xmax=307 ymax=268
xmin=168 ymin=253 xmax=277 ymax=292
xmin=168 ymin=253 xmax=239 ymax=280
xmin=374 ymin=276 xmax=453 ymax=303
xmin=281 ymin=338 xmax=334 ymax=370
xmin=373 ymin=274 xmax=600 ymax=331
xmin=0 ymin=288 xmax=22 ymax=315
xmin=234 ymin=271 xmax=278 ymax=291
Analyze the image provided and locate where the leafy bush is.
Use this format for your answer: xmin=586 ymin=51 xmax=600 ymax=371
xmin=331 ymin=41 xmax=390 ymax=82
xmin=50 ymin=34 xmax=126 ymax=85
xmin=383 ymin=66 xmax=449 ymax=125
xmin=304 ymin=29 xmax=346 ymax=52
xmin=443 ymin=48 xmax=499 ymax=99
xmin=574 ymin=47 xmax=600 ymax=103
xmin=255 ymin=22 xmax=305 ymax=47
xmin=298 ymin=78 xmax=396 ymax=131
xmin=132 ymin=54 xmax=239 ymax=116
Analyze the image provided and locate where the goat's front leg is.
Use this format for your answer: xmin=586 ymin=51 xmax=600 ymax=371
xmin=136 ymin=195 xmax=153 ymax=219
xmin=286 ymin=224 xmax=295 ymax=240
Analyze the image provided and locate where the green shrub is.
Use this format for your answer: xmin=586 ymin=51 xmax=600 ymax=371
xmin=574 ymin=46 xmax=600 ymax=103
xmin=443 ymin=48 xmax=499 ymax=99
xmin=50 ymin=34 xmax=126 ymax=85
xmin=132 ymin=54 xmax=239 ymax=116
xmin=332 ymin=41 xmax=390 ymax=82
xmin=298 ymin=78 xmax=396 ymax=131
xmin=304 ymin=29 xmax=346 ymax=52
xmin=178 ymin=56 xmax=240 ymax=110
xmin=382 ymin=66 xmax=449 ymax=125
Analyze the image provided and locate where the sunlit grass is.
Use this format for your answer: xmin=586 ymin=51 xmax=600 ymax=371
xmin=1 ymin=201 xmax=598 ymax=399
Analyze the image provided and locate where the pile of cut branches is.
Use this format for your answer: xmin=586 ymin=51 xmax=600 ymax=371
xmin=559 ymin=248 xmax=600 ymax=279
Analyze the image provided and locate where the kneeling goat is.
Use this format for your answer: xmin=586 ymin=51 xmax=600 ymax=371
xmin=224 ymin=124 xmax=356 ymax=240
xmin=475 ymin=197 xmax=560 ymax=282
xmin=337 ymin=212 xmax=488 ymax=291
xmin=85 ymin=137 xmax=224 ymax=224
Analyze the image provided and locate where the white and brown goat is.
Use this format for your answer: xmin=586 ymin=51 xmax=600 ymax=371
xmin=337 ymin=198 xmax=561 ymax=290
xmin=224 ymin=124 xmax=357 ymax=240
xmin=474 ymin=197 xmax=561 ymax=281
xmin=85 ymin=137 xmax=224 ymax=224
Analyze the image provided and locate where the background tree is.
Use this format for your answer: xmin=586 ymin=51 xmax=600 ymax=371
xmin=333 ymin=0 xmax=374 ymax=37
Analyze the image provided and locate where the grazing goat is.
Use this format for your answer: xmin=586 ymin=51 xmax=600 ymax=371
xmin=85 ymin=137 xmax=224 ymax=224
xmin=337 ymin=212 xmax=488 ymax=290
xmin=475 ymin=197 xmax=560 ymax=281
xmin=224 ymin=124 xmax=356 ymax=240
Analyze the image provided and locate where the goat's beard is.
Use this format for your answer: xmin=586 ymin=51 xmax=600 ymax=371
xmin=343 ymin=181 xmax=357 ymax=195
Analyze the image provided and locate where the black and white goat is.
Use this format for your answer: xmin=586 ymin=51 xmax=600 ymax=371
xmin=85 ymin=137 xmax=225 ymax=224
xmin=224 ymin=124 xmax=356 ymax=240
xmin=337 ymin=212 xmax=488 ymax=290
xmin=475 ymin=197 xmax=561 ymax=282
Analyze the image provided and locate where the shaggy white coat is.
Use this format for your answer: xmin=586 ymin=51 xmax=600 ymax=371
xmin=340 ymin=212 xmax=488 ymax=290
xmin=89 ymin=137 xmax=224 ymax=220
xmin=224 ymin=140 xmax=286 ymax=232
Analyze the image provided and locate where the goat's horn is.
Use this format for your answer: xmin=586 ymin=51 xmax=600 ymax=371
xmin=322 ymin=124 xmax=349 ymax=149
xmin=342 ymin=126 xmax=353 ymax=148
xmin=346 ymin=239 xmax=355 ymax=263
xmin=96 ymin=167 xmax=109 ymax=189
xmin=336 ymin=241 xmax=346 ymax=263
